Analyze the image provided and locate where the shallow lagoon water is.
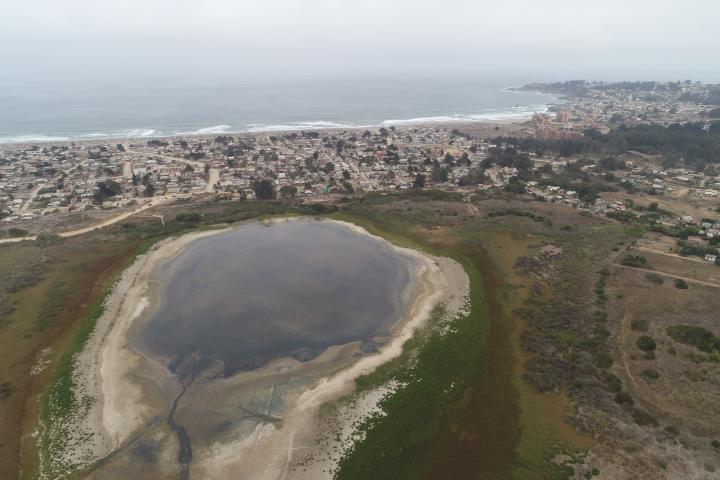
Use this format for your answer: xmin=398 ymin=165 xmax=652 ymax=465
xmin=137 ymin=219 xmax=418 ymax=376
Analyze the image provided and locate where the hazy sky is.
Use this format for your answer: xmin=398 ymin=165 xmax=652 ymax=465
xmin=2 ymin=0 xmax=720 ymax=82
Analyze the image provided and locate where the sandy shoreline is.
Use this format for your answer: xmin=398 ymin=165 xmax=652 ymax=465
xmin=0 ymin=118 xmax=533 ymax=151
xmin=45 ymin=217 xmax=469 ymax=479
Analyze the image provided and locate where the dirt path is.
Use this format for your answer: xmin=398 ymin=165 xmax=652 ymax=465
xmin=20 ymin=183 xmax=45 ymax=213
xmin=465 ymin=194 xmax=478 ymax=214
xmin=633 ymin=245 xmax=709 ymax=265
xmin=612 ymin=263 xmax=720 ymax=289
xmin=618 ymin=312 xmax=639 ymax=390
xmin=206 ymin=169 xmax=219 ymax=193
xmin=0 ymin=197 xmax=174 ymax=244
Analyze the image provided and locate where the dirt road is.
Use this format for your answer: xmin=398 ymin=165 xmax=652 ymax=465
xmin=0 ymin=196 xmax=174 ymax=244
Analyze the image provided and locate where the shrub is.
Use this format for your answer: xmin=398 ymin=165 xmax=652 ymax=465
xmin=664 ymin=425 xmax=680 ymax=436
xmin=621 ymin=254 xmax=647 ymax=267
xmin=7 ymin=227 xmax=29 ymax=238
xmin=630 ymin=319 xmax=649 ymax=332
xmin=34 ymin=233 xmax=63 ymax=247
xmin=0 ymin=382 xmax=11 ymax=399
xmin=674 ymin=278 xmax=689 ymax=289
xmin=175 ymin=212 xmax=202 ymax=223
xmin=595 ymin=352 xmax=614 ymax=369
xmin=712 ymin=440 xmax=720 ymax=449
xmin=603 ymin=372 xmax=622 ymax=392
xmin=632 ymin=408 xmax=659 ymax=427
xmin=614 ymin=391 xmax=634 ymax=406
xmin=666 ymin=325 xmax=720 ymax=353
xmin=644 ymin=273 xmax=664 ymax=285
xmin=636 ymin=336 xmax=657 ymax=352
xmin=641 ymin=369 xmax=660 ymax=381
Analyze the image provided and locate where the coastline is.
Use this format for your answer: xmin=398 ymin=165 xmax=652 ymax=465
xmin=44 ymin=217 xmax=467 ymax=479
xmin=0 ymin=110 xmax=551 ymax=150
xmin=0 ymin=117 xmax=535 ymax=155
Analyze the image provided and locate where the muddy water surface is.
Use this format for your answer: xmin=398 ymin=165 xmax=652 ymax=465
xmin=136 ymin=218 xmax=417 ymax=376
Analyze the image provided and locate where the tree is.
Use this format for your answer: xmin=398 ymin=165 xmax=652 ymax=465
xmin=504 ymin=176 xmax=526 ymax=194
xmin=431 ymin=166 xmax=448 ymax=183
xmin=253 ymin=179 xmax=276 ymax=199
xmin=144 ymin=183 xmax=156 ymax=198
xmin=323 ymin=162 xmax=335 ymax=174
xmin=279 ymin=185 xmax=297 ymax=199
xmin=636 ymin=336 xmax=657 ymax=352
xmin=94 ymin=180 xmax=122 ymax=204
xmin=458 ymin=169 xmax=486 ymax=186
xmin=413 ymin=173 xmax=426 ymax=189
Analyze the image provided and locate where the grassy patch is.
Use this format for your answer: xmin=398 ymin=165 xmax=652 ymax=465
xmin=335 ymin=250 xmax=485 ymax=480
xmin=37 ymin=276 xmax=113 ymax=478
xmin=666 ymin=325 xmax=720 ymax=353
xmin=644 ymin=273 xmax=664 ymax=285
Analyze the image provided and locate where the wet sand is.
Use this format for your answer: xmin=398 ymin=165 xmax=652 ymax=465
xmin=51 ymin=218 xmax=467 ymax=479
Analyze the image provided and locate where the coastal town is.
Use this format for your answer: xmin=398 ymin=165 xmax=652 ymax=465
xmin=2 ymin=80 xmax=720 ymax=249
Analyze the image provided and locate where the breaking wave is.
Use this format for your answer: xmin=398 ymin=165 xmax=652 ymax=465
xmin=0 ymin=103 xmax=556 ymax=144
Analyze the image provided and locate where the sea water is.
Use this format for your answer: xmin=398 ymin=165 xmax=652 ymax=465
xmin=0 ymin=75 xmax=558 ymax=143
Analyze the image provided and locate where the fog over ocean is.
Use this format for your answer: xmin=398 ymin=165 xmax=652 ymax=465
xmin=0 ymin=75 xmax=559 ymax=143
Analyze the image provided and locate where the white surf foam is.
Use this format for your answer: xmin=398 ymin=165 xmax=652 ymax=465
xmin=245 ymin=120 xmax=355 ymax=133
xmin=179 ymin=124 xmax=232 ymax=135
xmin=0 ymin=134 xmax=72 ymax=144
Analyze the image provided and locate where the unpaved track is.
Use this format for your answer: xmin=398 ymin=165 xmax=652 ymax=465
xmin=0 ymin=196 xmax=174 ymax=244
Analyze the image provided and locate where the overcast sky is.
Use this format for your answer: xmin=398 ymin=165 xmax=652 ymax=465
xmin=2 ymin=0 xmax=720 ymax=83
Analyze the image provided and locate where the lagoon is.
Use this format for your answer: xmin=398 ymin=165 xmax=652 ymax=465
xmin=136 ymin=218 xmax=419 ymax=376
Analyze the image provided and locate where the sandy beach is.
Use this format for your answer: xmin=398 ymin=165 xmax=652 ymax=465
xmin=43 ymin=218 xmax=469 ymax=479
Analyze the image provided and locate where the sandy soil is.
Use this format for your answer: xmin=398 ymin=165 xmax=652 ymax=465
xmin=47 ymin=227 xmax=233 ymax=475
xmin=51 ymin=218 xmax=468 ymax=479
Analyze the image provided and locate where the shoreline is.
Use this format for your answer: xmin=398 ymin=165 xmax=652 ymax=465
xmin=0 ymin=116 xmax=539 ymax=150
xmin=46 ymin=216 xmax=466 ymax=479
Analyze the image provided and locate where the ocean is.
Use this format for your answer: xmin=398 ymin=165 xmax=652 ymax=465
xmin=0 ymin=76 xmax=558 ymax=143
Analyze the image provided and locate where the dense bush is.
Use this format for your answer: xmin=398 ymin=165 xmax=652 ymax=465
xmin=496 ymin=122 xmax=720 ymax=170
xmin=621 ymin=255 xmax=647 ymax=267
xmin=614 ymin=390 xmax=634 ymax=406
xmin=641 ymin=369 xmax=660 ymax=381
xmin=175 ymin=212 xmax=203 ymax=223
xmin=636 ymin=336 xmax=657 ymax=352
xmin=632 ymin=408 xmax=659 ymax=427
xmin=644 ymin=273 xmax=664 ymax=285
xmin=630 ymin=319 xmax=649 ymax=332
xmin=666 ymin=325 xmax=720 ymax=353
xmin=674 ymin=278 xmax=689 ymax=289
xmin=7 ymin=228 xmax=29 ymax=238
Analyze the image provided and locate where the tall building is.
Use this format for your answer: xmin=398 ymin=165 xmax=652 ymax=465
xmin=555 ymin=110 xmax=571 ymax=123
xmin=532 ymin=112 xmax=550 ymax=125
